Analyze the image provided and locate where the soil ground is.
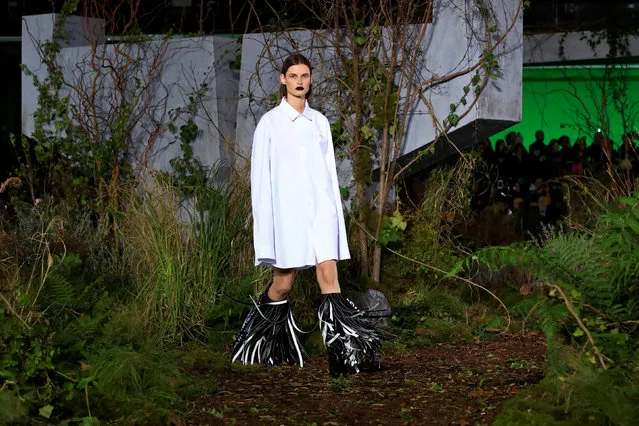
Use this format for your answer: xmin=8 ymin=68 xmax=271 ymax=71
xmin=187 ymin=332 xmax=546 ymax=425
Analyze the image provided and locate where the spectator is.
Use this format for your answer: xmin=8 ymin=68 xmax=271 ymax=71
xmin=529 ymin=130 xmax=547 ymax=160
xmin=547 ymin=139 xmax=563 ymax=178
xmin=494 ymin=139 xmax=512 ymax=178
xmin=511 ymin=142 xmax=529 ymax=179
xmin=572 ymin=137 xmax=587 ymax=174
xmin=559 ymin=135 xmax=574 ymax=162
xmin=587 ymin=132 xmax=606 ymax=174
xmin=505 ymin=132 xmax=517 ymax=152
xmin=480 ymin=138 xmax=494 ymax=163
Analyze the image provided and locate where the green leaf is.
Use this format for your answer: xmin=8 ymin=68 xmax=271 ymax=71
xmin=573 ymin=328 xmax=584 ymax=337
xmin=77 ymin=376 xmax=95 ymax=390
xmin=360 ymin=125 xmax=373 ymax=140
xmin=339 ymin=186 xmax=349 ymax=199
xmin=39 ymin=405 xmax=54 ymax=419
xmin=390 ymin=210 xmax=407 ymax=231
xmin=18 ymin=294 xmax=31 ymax=306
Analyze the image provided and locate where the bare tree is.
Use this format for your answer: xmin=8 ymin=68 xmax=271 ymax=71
xmin=23 ymin=0 xmax=221 ymax=236
xmin=240 ymin=0 xmax=523 ymax=280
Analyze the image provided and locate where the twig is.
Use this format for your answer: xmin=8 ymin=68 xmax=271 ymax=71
xmin=551 ymin=283 xmax=609 ymax=369
xmin=345 ymin=208 xmax=512 ymax=332
xmin=0 ymin=293 xmax=30 ymax=329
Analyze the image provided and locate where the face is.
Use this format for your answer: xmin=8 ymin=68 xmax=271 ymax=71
xmin=280 ymin=64 xmax=312 ymax=99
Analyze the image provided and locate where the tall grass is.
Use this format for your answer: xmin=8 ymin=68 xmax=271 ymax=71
xmin=0 ymin=197 xmax=105 ymax=328
xmin=124 ymin=164 xmax=252 ymax=343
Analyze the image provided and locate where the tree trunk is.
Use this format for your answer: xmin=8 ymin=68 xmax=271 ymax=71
xmin=357 ymin=183 xmax=369 ymax=277
xmin=372 ymin=243 xmax=382 ymax=282
xmin=349 ymin=3 xmax=370 ymax=278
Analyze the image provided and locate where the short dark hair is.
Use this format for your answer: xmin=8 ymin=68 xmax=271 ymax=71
xmin=279 ymin=53 xmax=313 ymax=100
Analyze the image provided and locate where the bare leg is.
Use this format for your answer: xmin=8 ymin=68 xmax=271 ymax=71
xmin=269 ymin=267 xmax=295 ymax=301
xmin=316 ymin=259 xmax=341 ymax=294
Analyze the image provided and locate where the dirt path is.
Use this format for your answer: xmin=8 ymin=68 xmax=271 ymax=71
xmin=188 ymin=333 xmax=546 ymax=425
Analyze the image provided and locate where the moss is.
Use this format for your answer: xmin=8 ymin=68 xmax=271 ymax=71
xmin=494 ymin=364 xmax=639 ymax=426
xmin=418 ymin=318 xmax=474 ymax=344
xmin=169 ymin=342 xmax=230 ymax=372
xmin=391 ymin=289 xmax=469 ymax=327
xmin=0 ymin=391 xmax=28 ymax=425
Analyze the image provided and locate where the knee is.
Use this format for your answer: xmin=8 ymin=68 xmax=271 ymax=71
xmin=317 ymin=266 xmax=339 ymax=291
xmin=318 ymin=268 xmax=334 ymax=287
xmin=271 ymin=269 xmax=295 ymax=300
xmin=271 ymin=282 xmax=293 ymax=300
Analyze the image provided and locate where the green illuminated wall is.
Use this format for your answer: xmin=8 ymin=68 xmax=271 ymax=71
xmin=492 ymin=66 xmax=639 ymax=149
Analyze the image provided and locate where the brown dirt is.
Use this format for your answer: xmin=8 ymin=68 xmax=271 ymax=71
xmin=187 ymin=332 xmax=546 ymax=426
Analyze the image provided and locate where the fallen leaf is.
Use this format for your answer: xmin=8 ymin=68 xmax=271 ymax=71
xmin=457 ymin=418 xmax=470 ymax=426
xmin=485 ymin=328 xmax=501 ymax=333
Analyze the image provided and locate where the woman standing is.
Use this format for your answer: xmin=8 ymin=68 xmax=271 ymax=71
xmin=231 ymin=53 xmax=385 ymax=377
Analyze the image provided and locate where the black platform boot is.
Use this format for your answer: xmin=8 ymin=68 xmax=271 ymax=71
xmin=317 ymin=293 xmax=388 ymax=377
xmin=231 ymin=290 xmax=304 ymax=367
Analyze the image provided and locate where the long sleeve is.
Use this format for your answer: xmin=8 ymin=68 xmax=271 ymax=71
xmin=251 ymin=118 xmax=276 ymax=264
xmin=322 ymin=118 xmax=351 ymax=260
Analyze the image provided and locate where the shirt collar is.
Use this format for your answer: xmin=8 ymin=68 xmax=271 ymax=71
xmin=280 ymin=97 xmax=314 ymax=121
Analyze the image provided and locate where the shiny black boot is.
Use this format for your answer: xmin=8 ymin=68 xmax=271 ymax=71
xmin=317 ymin=293 xmax=387 ymax=377
xmin=231 ymin=290 xmax=304 ymax=367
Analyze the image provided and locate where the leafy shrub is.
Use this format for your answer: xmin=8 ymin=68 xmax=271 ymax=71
xmin=479 ymin=193 xmax=639 ymax=425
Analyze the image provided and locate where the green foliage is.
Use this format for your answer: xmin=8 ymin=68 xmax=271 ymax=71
xmin=125 ymin=166 xmax=252 ymax=343
xmin=478 ymin=193 xmax=639 ymax=425
xmin=496 ymin=346 xmax=639 ymax=426
xmin=382 ymin=157 xmax=475 ymax=290
xmin=86 ymin=346 xmax=181 ymax=409
xmin=0 ymin=190 xmax=204 ymax=423
xmin=378 ymin=209 xmax=407 ymax=246
xmin=169 ymin=118 xmax=205 ymax=191
xmin=513 ymin=296 xmax=570 ymax=340
xmin=168 ymin=78 xmax=212 ymax=193
xmin=473 ymin=195 xmax=639 ymax=328
xmin=18 ymin=2 xmax=207 ymax=236
xmin=387 ymin=288 xmax=474 ymax=346
xmin=0 ymin=391 xmax=29 ymax=424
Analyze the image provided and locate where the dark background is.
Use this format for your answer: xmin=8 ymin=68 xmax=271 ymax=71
xmin=1 ymin=0 xmax=638 ymax=181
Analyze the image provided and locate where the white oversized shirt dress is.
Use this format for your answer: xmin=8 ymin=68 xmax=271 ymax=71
xmin=251 ymin=97 xmax=351 ymax=269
